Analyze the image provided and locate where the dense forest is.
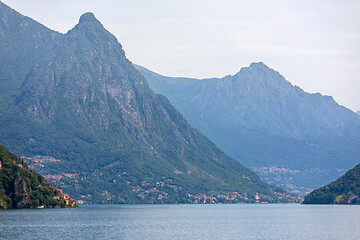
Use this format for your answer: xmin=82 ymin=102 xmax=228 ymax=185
xmin=303 ymin=163 xmax=360 ymax=204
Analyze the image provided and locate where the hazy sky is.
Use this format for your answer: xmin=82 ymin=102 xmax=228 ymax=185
xmin=2 ymin=0 xmax=360 ymax=111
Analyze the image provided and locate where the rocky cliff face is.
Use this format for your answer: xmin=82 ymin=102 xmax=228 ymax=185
xmin=0 ymin=144 xmax=76 ymax=209
xmin=13 ymin=174 xmax=31 ymax=208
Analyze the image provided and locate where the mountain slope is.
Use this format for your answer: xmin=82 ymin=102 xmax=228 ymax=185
xmin=0 ymin=144 xmax=76 ymax=209
xmin=303 ymin=163 xmax=360 ymax=204
xmin=135 ymin=64 xmax=360 ymax=195
xmin=0 ymin=3 xmax=297 ymax=203
xmin=0 ymin=1 xmax=59 ymax=101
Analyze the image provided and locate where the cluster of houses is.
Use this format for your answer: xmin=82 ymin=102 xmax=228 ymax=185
xmin=253 ymin=166 xmax=300 ymax=174
xmin=20 ymin=155 xmax=61 ymax=168
xmin=129 ymin=179 xmax=275 ymax=203
xmin=53 ymin=189 xmax=77 ymax=207
xmin=347 ymin=194 xmax=359 ymax=204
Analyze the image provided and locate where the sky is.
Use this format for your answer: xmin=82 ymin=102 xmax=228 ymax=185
xmin=2 ymin=0 xmax=360 ymax=111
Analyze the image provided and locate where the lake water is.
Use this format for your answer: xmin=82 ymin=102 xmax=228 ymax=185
xmin=1 ymin=204 xmax=360 ymax=239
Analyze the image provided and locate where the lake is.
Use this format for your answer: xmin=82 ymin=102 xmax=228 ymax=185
xmin=1 ymin=204 xmax=359 ymax=239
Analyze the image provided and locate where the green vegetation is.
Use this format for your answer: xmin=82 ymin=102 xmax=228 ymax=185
xmin=0 ymin=3 xmax=299 ymax=203
xmin=0 ymin=144 xmax=76 ymax=209
xmin=303 ymin=163 xmax=360 ymax=204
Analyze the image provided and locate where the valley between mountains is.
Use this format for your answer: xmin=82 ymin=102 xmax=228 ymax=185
xmin=0 ymin=1 xmax=300 ymax=204
xmin=1 ymin=1 xmax=359 ymax=205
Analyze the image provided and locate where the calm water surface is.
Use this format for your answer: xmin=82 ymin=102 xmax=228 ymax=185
xmin=1 ymin=204 xmax=360 ymax=239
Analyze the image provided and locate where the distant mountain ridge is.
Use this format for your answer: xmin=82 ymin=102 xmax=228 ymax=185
xmin=0 ymin=2 xmax=298 ymax=203
xmin=136 ymin=63 xmax=360 ymax=138
xmin=135 ymin=63 xmax=360 ymax=195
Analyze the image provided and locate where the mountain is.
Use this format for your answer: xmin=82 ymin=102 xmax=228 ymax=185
xmin=303 ymin=163 xmax=360 ymax=204
xmin=135 ymin=63 xmax=360 ymax=196
xmin=0 ymin=2 xmax=298 ymax=203
xmin=357 ymin=111 xmax=360 ymax=116
xmin=0 ymin=144 xmax=76 ymax=209
xmin=0 ymin=1 xmax=58 ymax=102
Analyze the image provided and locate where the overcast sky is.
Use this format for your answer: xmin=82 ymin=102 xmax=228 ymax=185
xmin=3 ymin=0 xmax=360 ymax=111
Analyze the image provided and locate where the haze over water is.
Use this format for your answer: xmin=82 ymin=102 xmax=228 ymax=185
xmin=1 ymin=204 xmax=360 ymax=240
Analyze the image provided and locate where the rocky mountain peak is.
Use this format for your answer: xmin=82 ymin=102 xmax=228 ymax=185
xmin=249 ymin=62 xmax=268 ymax=69
xmin=236 ymin=62 xmax=275 ymax=78
xmin=79 ymin=12 xmax=99 ymax=24
xmin=66 ymin=11 xmax=124 ymax=59
xmin=72 ymin=12 xmax=107 ymax=35
xmin=233 ymin=62 xmax=288 ymax=91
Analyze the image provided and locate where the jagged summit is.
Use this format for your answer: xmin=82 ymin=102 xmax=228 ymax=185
xmin=75 ymin=12 xmax=103 ymax=29
xmin=79 ymin=12 xmax=100 ymax=24
xmin=234 ymin=62 xmax=285 ymax=87
xmin=236 ymin=62 xmax=273 ymax=76
xmin=249 ymin=62 xmax=267 ymax=68
xmin=69 ymin=11 xmax=120 ymax=48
